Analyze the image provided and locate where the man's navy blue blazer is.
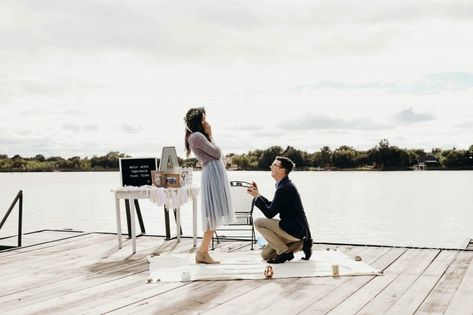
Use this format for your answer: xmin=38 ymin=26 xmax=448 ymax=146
xmin=254 ymin=176 xmax=312 ymax=240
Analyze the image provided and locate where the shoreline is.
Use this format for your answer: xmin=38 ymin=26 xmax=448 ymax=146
xmin=1 ymin=168 xmax=472 ymax=173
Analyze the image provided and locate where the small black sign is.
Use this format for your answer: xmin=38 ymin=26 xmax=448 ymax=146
xmin=119 ymin=158 xmax=158 ymax=187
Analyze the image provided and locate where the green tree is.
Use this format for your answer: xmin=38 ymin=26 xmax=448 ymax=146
xmin=35 ymin=154 xmax=46 ymax=162
xmin=91 ymin=151 xmax=126 ymax=169
xmin=12 ymin=158 xmax=26 ymax=170
xmin=67 ymin=156 xmax=82 ymax=169
xmin=258 ymin=146 xmax=283 ymax=170
xmin=282 ymin=146 xmax=305 ymax=168
xmin=368 ymin=139 xmax=410 ymax=169
xmin=332 ymin=146 xmax=356 ymax=168
xmin=181 ymin=158 xmax=198 ymax=168
xmin=439 ymin=149 xmax=467 ymax=169
xmin=248 ymin=155 xmax=259 ymax=170
xmin=319 ymin=146 xmax=332 ymax=168
xmin=468 ymin=145 xmax=473 ymax=168
xmin=239 ymin=155 xmax=250 ymax=169
xmin=80 ymin=158 xmax=92 ymax=170
xmin=353 ymin=152 xmax=369 ymax=168
xmin=0 ymin=158 xmax=12 ymax=170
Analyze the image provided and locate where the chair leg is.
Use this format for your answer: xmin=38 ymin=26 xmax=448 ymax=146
xmin=211 ymin=231 xmax=218 ymax=250
xmin=251 ymin=226 xmax=255 ymax=250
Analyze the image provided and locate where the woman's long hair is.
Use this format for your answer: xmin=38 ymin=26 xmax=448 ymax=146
xmin=184 ymin=107 xmax=211 ymax=157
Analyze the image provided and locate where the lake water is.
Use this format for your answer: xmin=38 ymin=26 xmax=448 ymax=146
xmin=0 ymin=171 xmax=472 ymax=249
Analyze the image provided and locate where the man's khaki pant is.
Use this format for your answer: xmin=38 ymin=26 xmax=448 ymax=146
xmin=254 ymin=218 xmax=302 ymax=259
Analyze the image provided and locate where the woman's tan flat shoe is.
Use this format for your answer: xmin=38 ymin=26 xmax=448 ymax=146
xmin=195 ymin=251 xmax=220 ymax=264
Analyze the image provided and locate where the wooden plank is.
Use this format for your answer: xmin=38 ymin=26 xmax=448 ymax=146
xmin=103 ymin=245 xmax=364 ymax=314
xmin=4 ymin=273 xmax=187 ymax=315
xmin=107 ymin=279 xmax=267 ymax=315
xmin=0 ymin=232 xmax=100 ymax=262
xmin=0 ymin=257 xmax=147 ymax=312
xmin=167 ymin=246 xmax=373 ymax=315
xmin=444 ymin=251 xmax=473 ymax=315
xmin=324 ymin=248 xmax=419 ymax=315
xmin=299 ymin=247 xmax=406 ymax=314
xmin=416 ymin=250 xmax=473 ymax=315
xmin=261 ymin=246 xmax=388 ymax=314
xmin=90 ymin=243 xmax=259 ymax=314
xmin=1 ymin=236 xmax=195 ymax=313
xmin=0 ymin=235 xmax=116 ymax=294
xmin=0 ymin=233 xmax=111 ymax=269
xmin=0 ymin=234 xmax=113 ymax=270
xmin=0 ymin=230 xmax=86 ymax=249
xmin=3 ymin=233 xmax=471 ymax=315
xmin=85 ymin=281 xmax=206 ymax=315
xmin=0 ymin=234 xmax=119 ymax=291
xmin=384 ymin=250 xmax=457 ymax=315
xmin=0 ymin=235 xmax=184 ymax=290
xmin=6 ymin=239 xmax=245 ymax=314
xmin=356 ymin=249 xmax=441 ymax=315
xmin=0 ymin=235 xmax=189 ymax=293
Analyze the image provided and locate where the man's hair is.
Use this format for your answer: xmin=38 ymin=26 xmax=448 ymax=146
xmin=276 ymin=156 xmax=295 ymax=175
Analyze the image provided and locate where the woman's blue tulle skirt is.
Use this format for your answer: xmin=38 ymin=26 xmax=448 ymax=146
xmin=200 ymin=159 xmax=236 ymax=231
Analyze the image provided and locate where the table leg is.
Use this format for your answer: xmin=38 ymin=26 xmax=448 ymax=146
xmin=130 ymin=199 xmax=137 ymax=254
xmin=192 ymin=196 xmax=197 ymax=247
xmin=125 ymin=200 xmax=131 ymax=238
xmin=164 ymin=206 xmax=171 ymax=240
xmin=115 ymin=196 xmax=122 ymax=249
xmin=176 ymin=207 xmax=181 ymax=242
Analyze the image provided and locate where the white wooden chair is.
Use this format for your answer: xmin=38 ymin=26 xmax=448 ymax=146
xmin=212 ymin=181 xmax=256 ymax=250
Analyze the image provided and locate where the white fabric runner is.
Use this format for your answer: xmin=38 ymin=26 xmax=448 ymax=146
xmin=113 ymin=185 xmax=200 ymax=208
xmin=148 ymin=250 xmax=381 ymax=282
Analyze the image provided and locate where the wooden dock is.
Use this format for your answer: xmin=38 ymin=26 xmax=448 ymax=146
xmin=1 ymin=231 xmax=473 ymax=315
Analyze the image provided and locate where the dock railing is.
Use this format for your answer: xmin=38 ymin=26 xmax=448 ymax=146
xmin=0 ymin=190 xmax=23 ymax=250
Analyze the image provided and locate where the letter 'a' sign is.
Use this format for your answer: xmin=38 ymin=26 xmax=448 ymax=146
xmin=119 ymin=157 xmax=158 ymax=187
xmin=159 ymin=146 xmax=179 ymax=174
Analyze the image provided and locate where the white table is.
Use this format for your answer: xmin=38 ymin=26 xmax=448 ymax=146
xmin=113 ymin=185 xmax=199 ymax=254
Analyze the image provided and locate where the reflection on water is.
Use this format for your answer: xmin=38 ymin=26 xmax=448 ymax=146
xmin=0 ymin=171 xmax=472 ymax=249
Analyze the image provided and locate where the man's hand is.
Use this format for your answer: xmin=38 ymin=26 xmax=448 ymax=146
xmin=247 ymin=181 xmax=260 ymax=198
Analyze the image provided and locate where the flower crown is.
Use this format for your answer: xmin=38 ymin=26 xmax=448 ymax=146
xmin=184 ymin=107 xmax=206 ymax=124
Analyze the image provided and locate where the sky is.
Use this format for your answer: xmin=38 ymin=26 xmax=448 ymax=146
xmin=1 ymin=0 xmax=473 ymax=159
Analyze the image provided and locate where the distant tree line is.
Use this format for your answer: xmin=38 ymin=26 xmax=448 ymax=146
xmin=229 ymin=139 xmax=473 ymax=171
xmin=0 ymin=151 xmax=129 ymax=172
xmin=1 ymin=140 xmax=472 ymax=172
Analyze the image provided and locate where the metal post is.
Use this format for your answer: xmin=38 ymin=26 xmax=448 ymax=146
xmin=18 ymin=191 xmax=22 ymax=247
xmin=0 ymin=190 xmax=23 ymax=249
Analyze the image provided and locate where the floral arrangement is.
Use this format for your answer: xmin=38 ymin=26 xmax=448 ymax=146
xmin=184 ymin=107 xmax=206 ymax=124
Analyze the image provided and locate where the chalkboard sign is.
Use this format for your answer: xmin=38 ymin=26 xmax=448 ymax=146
xmin=119 ymin=158 xmax=158 ymax=187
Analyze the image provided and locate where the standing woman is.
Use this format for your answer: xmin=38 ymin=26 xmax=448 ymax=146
xmin=184 ymin=107 xmax=235 ymax=264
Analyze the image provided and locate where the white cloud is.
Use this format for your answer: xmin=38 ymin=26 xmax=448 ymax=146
xmin=279 ymin=114 xmax=391 ymax=131
xmin=62 ymin=123 xmax=99 ymax=132
xmin=119 ymin=123 xmax=142 ymax=134
xmin=290 ymin=72 xmax=473 ymax=95
xmin=1 ymin=0 xmax=473 ymax=157
xmin=457 ymin=121 xmax=473 ymax=129
xmin=394 ymin=108 xmax=436 ymax=123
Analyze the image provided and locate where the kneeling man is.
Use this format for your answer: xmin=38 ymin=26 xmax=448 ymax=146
xmin=247 ymin=156 xmax=312 ymax=264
